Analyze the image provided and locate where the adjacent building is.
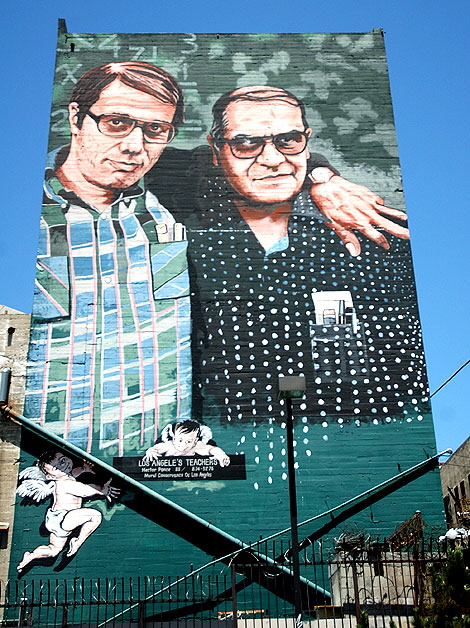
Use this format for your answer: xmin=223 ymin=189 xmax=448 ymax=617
xmin=441 ymin=438 xmax=470 ymax=528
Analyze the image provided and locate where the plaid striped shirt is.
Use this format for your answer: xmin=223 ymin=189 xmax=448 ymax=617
xmin=24 ymin=150 xmax=192 ymax=457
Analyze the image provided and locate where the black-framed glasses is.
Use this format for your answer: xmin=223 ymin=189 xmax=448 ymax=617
xmin=86 ymin=111 xmax=177 ymax=143
xmin=221 ymin=130 xmax=309 ymax=159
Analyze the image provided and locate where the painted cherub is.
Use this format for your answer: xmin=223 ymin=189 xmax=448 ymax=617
xmin=143 ymin=420 xmax=230 ymax=467
xmin=16 ymin=450 xmax=120 ymax=573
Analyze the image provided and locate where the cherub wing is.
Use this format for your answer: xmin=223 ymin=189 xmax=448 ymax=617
xmin=161 ymin=423 xmax=174 ymax=442
xmin=199 ymin=425 xmax=213 ymax=444
xmin=19 ymin=466 xmax=47 ymax=481
xmin=17 ymin=466 xmax=54 ymax=502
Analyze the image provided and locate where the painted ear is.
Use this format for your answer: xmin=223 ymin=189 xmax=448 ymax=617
xmin=305 ymin=127 xmax=312 ymax=159
xmin=68 ymin=102 xmax=81 ymax=135
xmin=161 ymin=423 xmax=174 ymax=442
xmin=207 ymin=135 xmax=221 ymax=167
xmin=199 ymin=425 xmax=213 ymax=444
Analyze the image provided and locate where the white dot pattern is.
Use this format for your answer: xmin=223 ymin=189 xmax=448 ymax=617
xmin=188 ymin=187 xmax=429 ymax=440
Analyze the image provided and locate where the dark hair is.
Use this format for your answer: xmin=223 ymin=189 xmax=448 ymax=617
xmin=37 ymin=450 xmax=60 ymax=473
xmin=209 ymin=87 xmax=309 ymax=149
xmin=70 ymin=61 xmax=185 ymax=129
xmin=173 ymin=420 xmax=201 ymax=437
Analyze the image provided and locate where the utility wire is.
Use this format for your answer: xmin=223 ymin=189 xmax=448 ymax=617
xmin=430 ymin=358 xmax=470 ymax=398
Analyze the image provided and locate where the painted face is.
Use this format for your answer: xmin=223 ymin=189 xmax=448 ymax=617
xmin=68 ymin=80 xmax=176 ymax=192
xmin=44 ymin=453 xmax=73 ymax=477
xmin=216 ymin=100 xmax=311 ymax=205
xmin=172 ymin=428 xmax=199 ymax=454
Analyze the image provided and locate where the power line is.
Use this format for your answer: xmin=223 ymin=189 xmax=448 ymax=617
xmin=430 ymin=359 xmax=470 ymax=398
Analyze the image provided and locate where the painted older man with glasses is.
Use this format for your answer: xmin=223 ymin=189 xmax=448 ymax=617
xmin=25 ymin=62 xmax=192 ymax=457
xmin=186 ymin=86 xmax=423 ymax=432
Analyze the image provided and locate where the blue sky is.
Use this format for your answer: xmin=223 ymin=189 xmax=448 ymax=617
xmin=1 ymin=0 xmax=468 ymax=454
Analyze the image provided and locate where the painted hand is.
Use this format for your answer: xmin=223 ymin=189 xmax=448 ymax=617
xmin=309 ymin=174 xmax=409 ymax=257
xmin=81 ymin=460 xmax=95 ymax=474
xmin=216 ymin=452 xmax=230 ymax=467
xmin=102 ymin=480 xmax=120 ymax=502
xmin=142 ymin=447 xmax=160 ymax=463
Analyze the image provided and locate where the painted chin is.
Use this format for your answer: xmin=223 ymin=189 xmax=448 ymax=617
xmin=103 ymin=167 xmax=145 ymax=190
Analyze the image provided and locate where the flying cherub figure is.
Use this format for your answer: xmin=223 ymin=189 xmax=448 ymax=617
xmin=143 ymin=420 xmax=230 ymax=467
xmin=16 ymin=450 xmax=120 ymax=573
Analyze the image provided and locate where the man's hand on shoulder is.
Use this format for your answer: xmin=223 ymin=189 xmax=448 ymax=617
xmin=308 ymin=168 xmax=410 ymax=257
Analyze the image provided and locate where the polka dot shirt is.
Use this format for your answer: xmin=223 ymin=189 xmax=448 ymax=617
xmin=187 ymin=184 xmax=429 ymax=431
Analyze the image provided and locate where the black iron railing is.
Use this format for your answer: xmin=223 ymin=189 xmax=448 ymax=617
xmin=1 ymin=535 xmax=461 ymax=627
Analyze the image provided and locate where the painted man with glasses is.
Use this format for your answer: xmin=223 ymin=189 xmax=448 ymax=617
xmin=26 ymin=63 xmax=413 ymax=459
xmin=25 ymin=62 xmax=192 ymax=456
xmin=185 ymin=86 xmax=424 ymax=433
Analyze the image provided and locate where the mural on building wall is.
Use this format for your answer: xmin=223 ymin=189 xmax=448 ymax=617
xmin=15 ymin=448 xmax=119 ymax=574
xmin=24 ymin=47 xmax=417 ymax=455
xmin=11 ymin=31 xmax=443 ymax=579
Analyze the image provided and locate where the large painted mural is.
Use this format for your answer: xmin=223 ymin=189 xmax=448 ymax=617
xmin=10 ymin=28 xmax=444 ymax=581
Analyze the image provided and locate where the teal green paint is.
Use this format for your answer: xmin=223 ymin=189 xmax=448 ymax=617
xmin=7 ymin=408 xmax=445 ymax=584
xmin=9 ymin=29 xmax=445 ymax=589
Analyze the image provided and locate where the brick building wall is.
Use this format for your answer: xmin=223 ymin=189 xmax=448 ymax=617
xmin=440 ymin=438 xmax=470 ymax=528
xmin=0 ymin=305 xmax=30 ymax=586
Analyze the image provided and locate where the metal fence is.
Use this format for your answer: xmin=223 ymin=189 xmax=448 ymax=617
xmin=0 ymin=537 xmax=459 ymax=628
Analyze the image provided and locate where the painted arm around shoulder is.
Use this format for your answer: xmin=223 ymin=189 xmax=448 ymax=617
xmin=308 ymin=167 xmax=410 ymax=257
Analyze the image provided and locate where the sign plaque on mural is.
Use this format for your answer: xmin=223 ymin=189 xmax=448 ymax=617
xmin=113 ymin=454 xmax=246 ymax=481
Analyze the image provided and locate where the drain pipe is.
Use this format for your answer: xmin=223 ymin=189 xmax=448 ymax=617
xmin=0 ymin=368 xmax=11 ymax=403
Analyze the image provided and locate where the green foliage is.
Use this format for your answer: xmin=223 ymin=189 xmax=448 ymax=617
xmin=412 ymin=547 xmax=470 ymax=628
xmin=445 ymin=546 xmax=470 ymax=607
xmin=357 ymin=609 xmax=370 ymax=628
xmin=389 ymin=621 xmax=399 ymax=628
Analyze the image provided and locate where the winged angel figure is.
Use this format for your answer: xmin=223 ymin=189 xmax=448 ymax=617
xmin=16 ymin=450 xmax=119 ymax=573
